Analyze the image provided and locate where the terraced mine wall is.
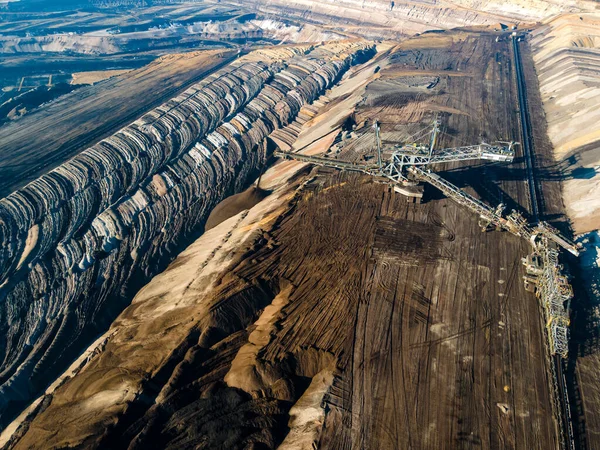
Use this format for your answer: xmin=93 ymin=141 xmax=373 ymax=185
xmin=529 ymin=14 xmax=600 ymax=236
xmin=0 ymin=28 xmax=263 ymax=56
xmin=0 ymin=41 xmax=375 ymax=427
xmin=225 ymin=0 xmax=598 ymax=38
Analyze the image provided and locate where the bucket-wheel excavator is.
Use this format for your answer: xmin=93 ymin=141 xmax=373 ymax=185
xmin=275 ymin=117 xmax=582 ymax=358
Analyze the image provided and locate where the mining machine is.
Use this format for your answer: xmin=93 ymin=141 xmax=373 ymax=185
xmin=274 ymin=118 xmax=582 ymax=358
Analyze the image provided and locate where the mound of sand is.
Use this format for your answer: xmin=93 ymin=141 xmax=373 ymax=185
xmin=205 ymin=186 xmax=271 ymax=231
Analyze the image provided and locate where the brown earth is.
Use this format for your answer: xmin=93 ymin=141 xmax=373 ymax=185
xmin=528 ymin=14 xmax=600 ymax=235
xmin=2 ymin=33 xmax=565 ymax=449
xmin=70 ymin=70 xmax=132 ymax=85
xmin=522 ymin=16 xmax=600 ymax=448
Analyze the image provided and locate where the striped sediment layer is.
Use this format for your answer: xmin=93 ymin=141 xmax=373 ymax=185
xmin=0 ymin=40 xmax=376 ymax=428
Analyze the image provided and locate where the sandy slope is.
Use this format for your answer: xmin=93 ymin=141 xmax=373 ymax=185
xmin=225 ymin=0 xmax=599 ymax=39
xmin=1 ymin=32 xmax=563 ymax=450
xmin=70 ymin=70 xmax=131 ymax=85
xmin=530 ymin=14 xmax=600 ymax=235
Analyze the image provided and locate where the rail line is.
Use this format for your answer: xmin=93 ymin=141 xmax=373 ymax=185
xmin=512 ymin=35 xmax=575 ymax=450
xmin=513 ymin=35 xmax=542 ymax=222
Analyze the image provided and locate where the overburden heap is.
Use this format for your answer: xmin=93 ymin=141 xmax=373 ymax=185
xmin=0 ymin=41 xmax=376 ymax=426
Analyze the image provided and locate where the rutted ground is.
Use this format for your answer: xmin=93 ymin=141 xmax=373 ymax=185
xmin=2 ymin=32 xmax=559 ymax=449
xmin=1 ymin=1 xmax=599 ymax=448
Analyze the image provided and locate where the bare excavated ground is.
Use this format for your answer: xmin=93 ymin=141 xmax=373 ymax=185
xmin=0 ymin=49 xmax=236 ymax=197
xmin=518 ymin=44 xmax=565 ymax=222
xmin=4 ymin=33 xmax=561 ymax=449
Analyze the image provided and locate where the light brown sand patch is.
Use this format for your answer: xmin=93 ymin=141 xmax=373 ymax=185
xmin=71 ymin=69 xmax=131 ymax=85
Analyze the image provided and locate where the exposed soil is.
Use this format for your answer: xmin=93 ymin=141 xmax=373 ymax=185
xmin=70 ymin=70 xmax=132 ymax=85
xmin=2 ymin=31 xmax=564 ymax=449
xmin=205 ymin=186 xmax=271 ymax=231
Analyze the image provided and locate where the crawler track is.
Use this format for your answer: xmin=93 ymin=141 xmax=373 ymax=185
xmin=512 ymin=35 xmax=575 ymax=450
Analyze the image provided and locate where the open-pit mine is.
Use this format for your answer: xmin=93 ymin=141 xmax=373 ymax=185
xmin=0 ymin=1 xmax=599 ymax=449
